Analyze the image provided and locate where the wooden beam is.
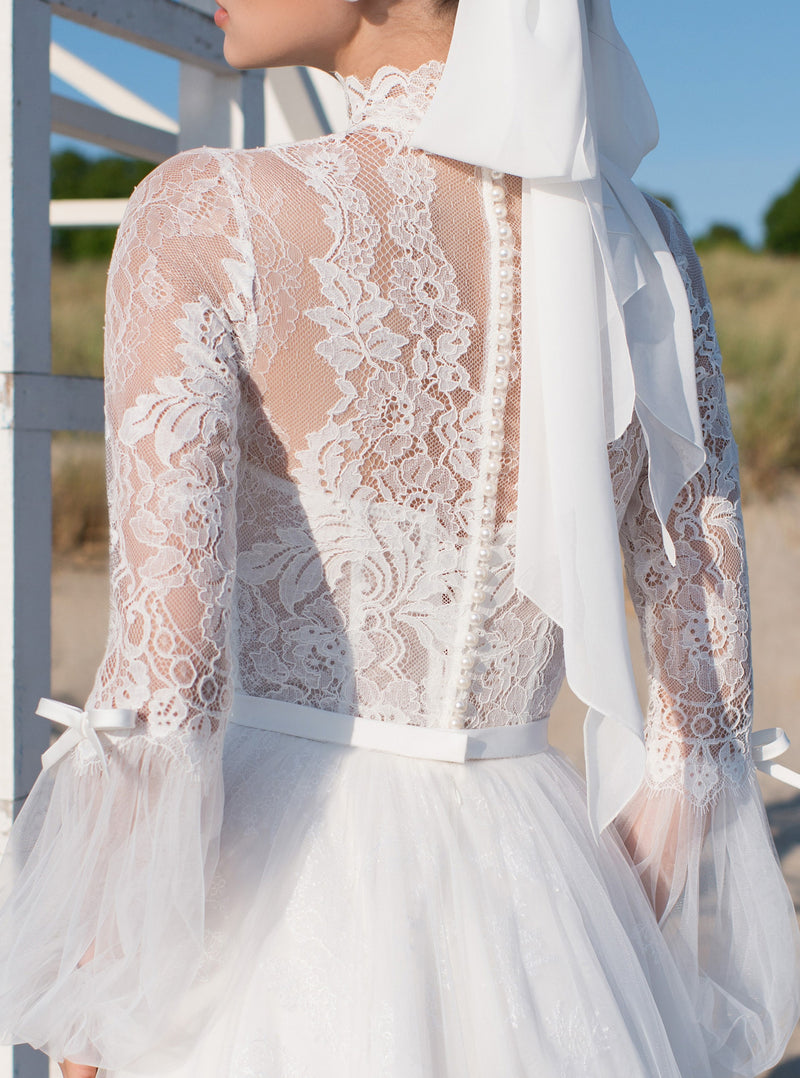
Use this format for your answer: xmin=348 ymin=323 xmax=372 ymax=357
xmin=50 ymin=197 xmax=129 ymax=228
xmin=48 ymin=0 xmax=230 ymax=74
xmin=242 ymin=68 xmax=266 ymax=150
xmin=51 ymin=92 xmax=178 ymax=161
xmin=51 ymin=41 xmax=178 ymax=132
xmin=269 ymin=66 xmax=332 ymax=142
xmin=178 ymin=65 xmax=244 ymax=151
xmin=0 ymin=374 xmax=105 ymax=434
xmin=1 ymin=6 xmax=54 ymax=1077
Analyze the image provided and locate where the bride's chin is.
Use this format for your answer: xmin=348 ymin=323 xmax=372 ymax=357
xmin=222 ymin=37 xmax=258 ymax=70
xmin=222 ymin=35 xmax=287 ymax=71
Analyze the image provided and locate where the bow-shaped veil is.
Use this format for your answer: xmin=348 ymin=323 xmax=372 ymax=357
xmin=410 ymin=0 xmax=707 ymax=836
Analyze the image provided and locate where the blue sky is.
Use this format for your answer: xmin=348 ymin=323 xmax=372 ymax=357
xmin=51 ymin=1 xmax=800 ymax=245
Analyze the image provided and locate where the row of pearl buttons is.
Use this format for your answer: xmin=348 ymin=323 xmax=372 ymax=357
xmin=449 ymin=170 xmax=515 ymax=729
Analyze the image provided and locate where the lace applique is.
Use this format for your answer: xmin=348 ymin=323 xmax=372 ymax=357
xmin=336 ymin=61 xmax=445 ymax=138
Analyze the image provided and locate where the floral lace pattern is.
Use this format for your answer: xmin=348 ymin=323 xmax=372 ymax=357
xmin=87 ymin=65 xmax=752 ymax=809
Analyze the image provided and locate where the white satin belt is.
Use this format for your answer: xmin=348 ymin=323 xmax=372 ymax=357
xmin=231 ymin=693 xmax=550 ymax=764
xmin=35 ymin=697 xmax=137 ymax=776
xmin=752 ymin=728 xmax=800 ymax=790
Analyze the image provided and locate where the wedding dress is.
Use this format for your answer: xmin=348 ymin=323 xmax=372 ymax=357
xmin=1 ymin=61 xmax=798 ymax=1078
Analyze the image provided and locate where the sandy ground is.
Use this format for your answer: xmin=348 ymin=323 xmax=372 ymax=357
xmin=50 ymin=482 xmax=800 ymax=1076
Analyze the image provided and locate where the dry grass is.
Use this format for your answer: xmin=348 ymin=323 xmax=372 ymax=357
xmin=49 ymin=250 xmax=800 ymax=551
xmin=699 ymin=248 xmax=800 ymax=495
xmin=51 ymin=256 xmax=107 ymax=378
xmin=51 ymin=259 xmax=109 ymax=553
xmin=51 ymin=432 xmax=108 ymax=556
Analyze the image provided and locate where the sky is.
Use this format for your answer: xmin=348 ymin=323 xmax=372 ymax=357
xmin=51 ymin=0 xmax=800 ymax=246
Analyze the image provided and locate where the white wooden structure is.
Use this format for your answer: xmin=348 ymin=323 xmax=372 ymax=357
xmin=1 ymin=2 xmax=342 ymax=1075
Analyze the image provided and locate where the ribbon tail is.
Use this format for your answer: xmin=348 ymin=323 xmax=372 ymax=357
xmin=85 ymin=726 xmax=110 ymax=776
xmin=517 ymin=179 xmax=646 ymax=839
xmin=752 ymin=727 xmax=800 ymax=790
xmin=757 ymin=762 xmax=800 ymax=791
xmin=41 ymin=728 xmax=81 ymax=773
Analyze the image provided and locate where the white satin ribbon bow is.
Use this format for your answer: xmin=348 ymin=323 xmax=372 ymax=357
xmin=36 ymin=697 xmax=137 ymax=776
xmin=411 ymin=0 xmax=707 ymax=836
xmin=752 ymin=728 xmax=800 ymax=791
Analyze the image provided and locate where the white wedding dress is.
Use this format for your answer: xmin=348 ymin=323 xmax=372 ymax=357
xmin=1 ymin=62 xmax=798 ymax=1078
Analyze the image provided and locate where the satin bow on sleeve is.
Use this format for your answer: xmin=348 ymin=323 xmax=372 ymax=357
xmin=36 ymin=697 xmax=137 ymax=776
xmin=410 ymin=0 xmax=707 ymax=836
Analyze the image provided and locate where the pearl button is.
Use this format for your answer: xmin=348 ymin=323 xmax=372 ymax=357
xmin=490 ymin=169 xmax=503 ymax=180
xmin=454 ymin=697 xmax=467 ymax=711
xmin=494 ymin=371 xmax=508 ymax=388
xmin=491 ymin=185 xmax=505 ymax=201
xmin=494 ymin=204 xmax=507 ymax=219
xmin=456 ymin=675 xmax=470 ymax=690
xmin=496 ymin=353 xmax=509 ymax=368
xmin=497 ymin=330 xmax=510 ymax=348
xmin=479 ymin=526 xmax=492 ymax=540
xmin=469 ymin=610 xmax=482 ymax=625
xmin=498 ymin=224 xmax=511 ymax=240
xmin=498 ymin=266 xmax=511 ymax=281
xmin=499 ymin=246 xmax=512 ymax=261
xmin=486 ymin=459 xmax=501 ymax=476
xmin=499 ymin=287 xmax=511 ymax=304
xmin=475 ymin=566 xmax=488 ymax=582
xmin=449 ymin=715 xmax=465 ymax=729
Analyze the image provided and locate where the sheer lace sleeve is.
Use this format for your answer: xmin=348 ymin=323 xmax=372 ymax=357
xmin=617 ymin=201 xmax=800 ymax=1077
xmin=0 ymin=149 xmax=254 ymax=1070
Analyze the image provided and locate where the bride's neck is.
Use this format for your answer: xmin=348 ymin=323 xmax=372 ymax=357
xmin=331 ymin=8 xmax=454 ymax=82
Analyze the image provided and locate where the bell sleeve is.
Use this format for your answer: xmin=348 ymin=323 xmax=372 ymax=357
xmin=616 ymin=205 xmax=800 ymax=1077
xmin=0 ymin=149 xmax=255 ymax=1070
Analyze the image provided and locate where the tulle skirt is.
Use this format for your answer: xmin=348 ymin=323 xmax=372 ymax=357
xmin=105 ymin=718 xmax=717 ymax=1078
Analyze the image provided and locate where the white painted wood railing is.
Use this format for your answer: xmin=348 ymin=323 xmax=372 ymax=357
xmin=1 ymin=2 xmax=342 ymax=1075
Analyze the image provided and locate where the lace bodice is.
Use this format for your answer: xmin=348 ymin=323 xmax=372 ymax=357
xmin=86 ymin=61 xmax=751 ymax=806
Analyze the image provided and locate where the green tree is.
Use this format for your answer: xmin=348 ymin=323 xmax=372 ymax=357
xmin=51 ymin=150 xmax=155 ymax=261
xmin=764 ymin=174 xmax=800 ymax=255
xmin=694 ymin=222 xmax=751 ymax=253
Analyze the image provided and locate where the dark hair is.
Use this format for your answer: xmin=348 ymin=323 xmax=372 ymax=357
xmin=436 ymin=0 xmax=459 ymax=10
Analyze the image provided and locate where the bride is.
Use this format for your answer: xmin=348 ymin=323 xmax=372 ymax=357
xmin=2 ymin=1 xmax=799 ymax=1077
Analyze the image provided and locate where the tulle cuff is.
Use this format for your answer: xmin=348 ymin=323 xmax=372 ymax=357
xmin=617 ymin=767 xmax=800 ymax=1077
xmin=0 ymin=727 xmax=224 ymax=1070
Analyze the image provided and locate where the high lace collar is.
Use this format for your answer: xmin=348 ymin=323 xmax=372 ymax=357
xmin=335 ymin=61 xmax=444 ymax=139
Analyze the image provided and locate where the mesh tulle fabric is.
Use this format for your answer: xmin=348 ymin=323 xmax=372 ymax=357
xmin=0 ymin=735 xmax=223 ymax=1070
xmin=0 ymin=62 xmax=798 ymax=1075
xmin=109 ymin=726 xmax=715 ymax=1078
xmin=618 ymin=777 xmax=799 ymax=1078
